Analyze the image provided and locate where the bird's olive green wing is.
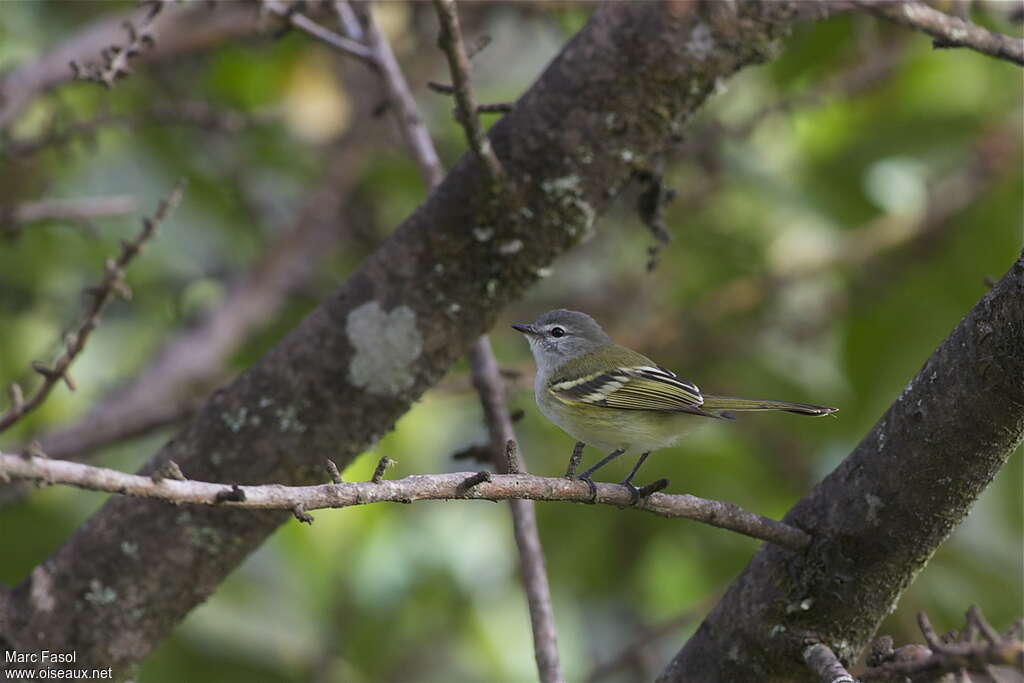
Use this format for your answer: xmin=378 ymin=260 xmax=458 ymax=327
xmin=547 ymin=347 xmax=713 ymax=415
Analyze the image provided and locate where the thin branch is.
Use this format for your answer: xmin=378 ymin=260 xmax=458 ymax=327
xmin=476 ymin=101 xmax=514 ymax=114
xmin=9 ymin=195 xmax=138 ymax=224
xmin=855 ymin=0 xmax=1024 ymax=66
xmin=431 ymin=0 xmax=505 ymax=183
xmin=4 ymin=195 xmax=139 ymax=240
xmin=802 ymin=643 xmax=856 ymax=683
xmin=0 ymin=451 xmax=812 ymax=551
xmin=0 ymin=181 xmax=185 ymax=434
xmin=69 ymin=2 xmax=163 ymax=88
xmin=338 ymin=3 xmax=558 ymax=676
xmin=470 ymin=337 xmax=564 ymax=683
xmin=262 ymin=0 xmax=374 ymax=64
xmin=861 ymin=607 xmax=1024 ymax=682
xmin=347 ymin=1 xmax=445 ymax=189
xmin=427 ymin=81 xmax=513 ymax=114
xmin=0 ymin=2 xmax=269 ymax=130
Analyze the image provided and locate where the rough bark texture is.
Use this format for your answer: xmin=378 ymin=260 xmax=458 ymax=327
xmin=660 ymin=251 xmax=1024 ymax=682
xmin=0 ymin=2 xmax=831 ymax=677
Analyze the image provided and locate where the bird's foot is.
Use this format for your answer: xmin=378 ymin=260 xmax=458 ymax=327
xmin=621 ymin=477 xmax=669 ymax=506
xmin=574 ymin=474 xmax=598 ymax=504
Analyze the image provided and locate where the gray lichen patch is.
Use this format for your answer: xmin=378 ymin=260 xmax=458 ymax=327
xmin=84 ymin=579 xmax=117 ymax=606
xmin=685 ymin=23 xmax=715 ymax=62
xmin=541 ymin=174 xmax=596 ymax=240
xmin=275 ymin=404 xmax=307 ymax=434
xmin=346 ymin=301 xmax=423 ymax=397
xmin=30 ymin=566 xmax=56 ymax=613
xmin=221 ymin=407 xmax=248 ymax=433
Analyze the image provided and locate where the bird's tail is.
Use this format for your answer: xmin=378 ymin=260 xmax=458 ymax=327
xmin=701 ymin=395 xmax=837 ymax=417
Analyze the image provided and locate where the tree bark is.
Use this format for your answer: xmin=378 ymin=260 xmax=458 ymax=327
xmin=0 ymin=2 xmax=837 ymax=677
xmin=659 ymin=251 xmax=1024 ymax=682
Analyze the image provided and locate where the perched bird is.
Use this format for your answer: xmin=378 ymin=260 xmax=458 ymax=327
xmin=512 ymin=309 xmax=836 ymax=503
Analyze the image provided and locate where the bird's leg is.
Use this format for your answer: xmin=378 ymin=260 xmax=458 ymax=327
xmin=575 ymin=448 xmax=626 ymax=503
xmin=619 ymin=452 xmax=649 ymax=505
xmin=619 ymin=452 xmax=669 ymax=505
xmin=564 ymin=441 xmax=586 ymax=479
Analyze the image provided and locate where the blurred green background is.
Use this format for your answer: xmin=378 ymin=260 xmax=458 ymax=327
xmin=1 ymin=2 xmax=1021 ymax=681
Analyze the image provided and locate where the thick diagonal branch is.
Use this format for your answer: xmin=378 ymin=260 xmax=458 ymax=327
xmin=660 ymin=253 xmax=1024 ymax=681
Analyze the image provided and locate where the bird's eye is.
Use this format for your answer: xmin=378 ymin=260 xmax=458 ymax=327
xmin=550 ymin=327 xmax=565 ymax=338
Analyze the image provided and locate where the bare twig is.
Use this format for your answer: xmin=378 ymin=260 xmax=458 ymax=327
xmin=861 ymin=607 xmax=1024 ymax=682
xmin=9 ymin=196 xmax=138 ymax=225
xmin=0 ymin=181 xmax=185 ymax=433
xmin=4 ymin=196 xmax=139 ymax=240
xmin=325 ymin=459 xmax=342 ymax=484
xmin=370 ymin=456 xmax=394 ymax=484
xmin=470 ymin=337 xmax=563 ymax=683
xmin=476 ymin=101 xmax=514 ymax=114
xmin=69 ymin=2 xmax=163 ymax=88
xmin=802 ymin=643 xmax=856 ymax=683
xmin=0 ymin=2 xmax=268 ymax=130
xmin=0 ymin=451 xmax=812 ymax=550
xmin=855 ymin=0 xmax=1024 ymax=66
xmin=262 ymin=0 xmax=373 ymax=64
xmin=427 ymin=82 xmax=514 ymax=114
xmin=432 ymin=0 xmax=505 ymax=183
xmin=334 ymin=5 xmax=557 ymax=678
xmin=347 ymin=2 xmax=445 ymax=189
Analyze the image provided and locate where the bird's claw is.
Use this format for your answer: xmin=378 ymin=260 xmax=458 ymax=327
xmin=637 ymin=478 xmax=669 ymax=500
xmin=574 ymin=475 xmax=598 ymax=504
xmin=620 ymin=477 xmax=670 ymax=506
xmin=620 ymin=480 xmax=641 ymax=506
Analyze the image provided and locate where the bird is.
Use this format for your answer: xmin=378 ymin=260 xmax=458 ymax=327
xmin=512 ymin=309 xmax=836 ymax=503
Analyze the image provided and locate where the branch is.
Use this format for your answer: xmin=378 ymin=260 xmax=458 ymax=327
xmin=470 ymin=338 xmax=564 ymax=683
xmin=69 ymin=2 xmax=162 ymax=88
xmin=802 ymin=643 xmax=856 ymax=683
xmin=0 ymin=181 xmax=185 ymax=434
xmin=262 ymin=0 xmax=374 ymax=64
xmin=659 ymin=251 xmax=1024 ymax=680
xmin=432 ymin=0 xmax=505 ymax=183
xmin=8 ymin=195 xmax=138 ymax=224
xmin=0 ymin=2 xmax=268 ymax=129
xmin=855 ymin=0 xmax=1024 ymax=66
xmin=0 ymin=3 xmax=842 ymax=673
xmin=341 ymin=1 xmax=445 ymax=189
xmin=333 ymin=6 xmax=561 ymax=676
xmin=0 ymin=451 xmax=811 ymax=550
xmin=3 ymin=195 xmax=139 ymax=240
xmin=861 ymin=607 xmax=1024 ymax=682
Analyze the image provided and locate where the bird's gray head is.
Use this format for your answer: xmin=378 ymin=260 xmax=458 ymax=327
xmin=512 ymin=309 xmax=612 ymax=374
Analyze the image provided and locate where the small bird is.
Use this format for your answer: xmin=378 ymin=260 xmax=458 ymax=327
xmin=512 ymin=309 xmax=836 ymax=503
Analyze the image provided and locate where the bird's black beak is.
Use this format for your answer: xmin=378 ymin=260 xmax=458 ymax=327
xmin=511 ymin=323 xmax=538 ymax=336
